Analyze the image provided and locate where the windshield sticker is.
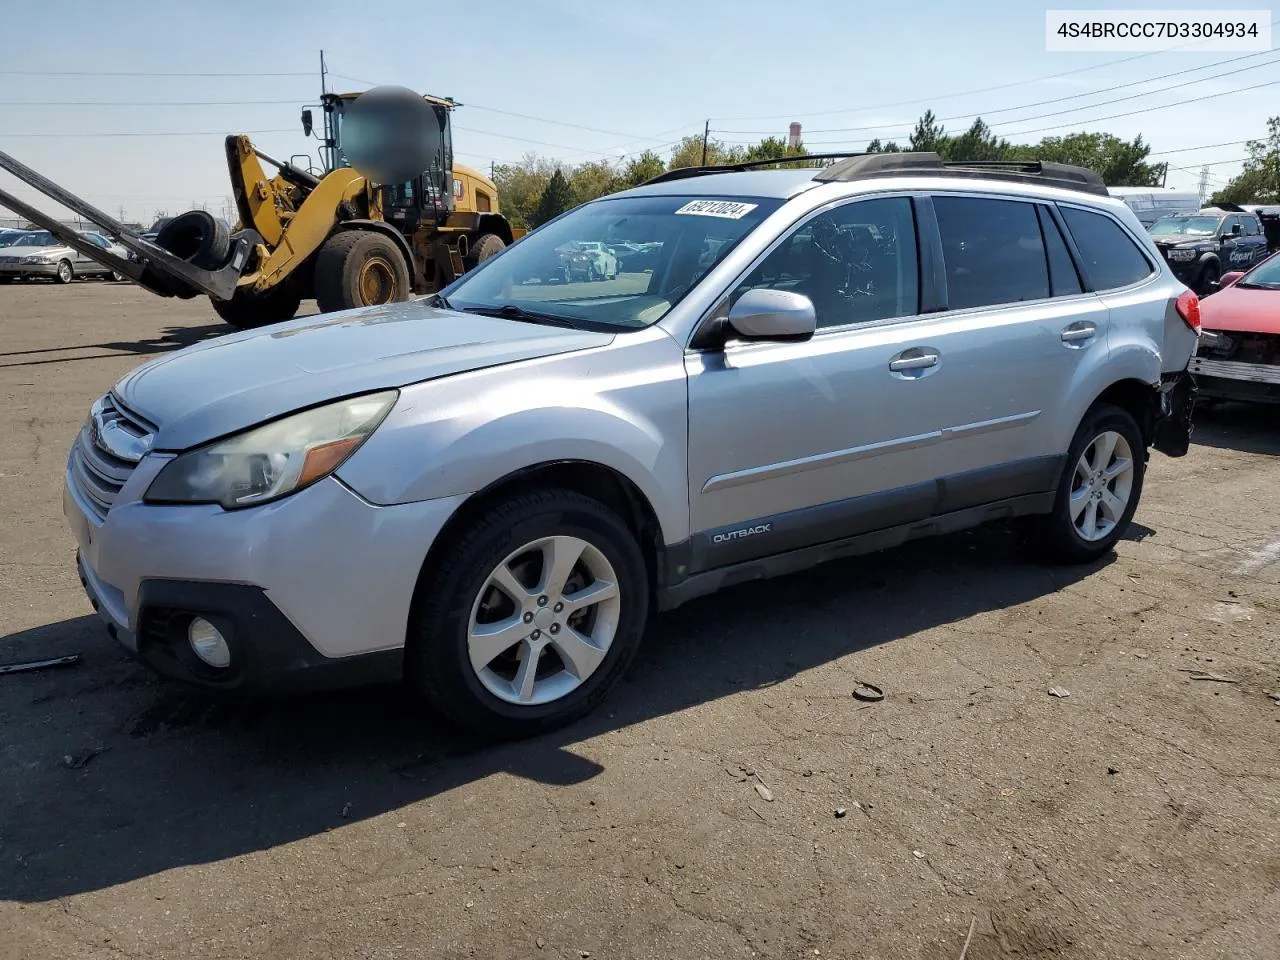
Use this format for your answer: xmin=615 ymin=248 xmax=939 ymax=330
xmin=674 ymin=199 xmax=759 ymax=220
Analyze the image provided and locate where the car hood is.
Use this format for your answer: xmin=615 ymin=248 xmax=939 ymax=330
xmin=1200 ymin=285 xmax=1280 ymax=334
xmin=115 ymin=300 xmax=615 ymax=450
xmin=1153 ymin=238 xmax=1212 ymax=249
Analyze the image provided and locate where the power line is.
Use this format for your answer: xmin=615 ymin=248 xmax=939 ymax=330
xmin=1149 ymin=139 xmax=1253 ymax=156
xmin=711 ymin=20 xmax=1280 ymax=122
xmin=0 ymin=69 xmax=313 ymax=77
xmin=0 ymin=99 xmax=304 ymax=107
xmin=0 ymin=128 xmax=295 ymax=138
xmin=782 ymin=76 xmax=1280 ymax=147
xmin=716 ymin=50 xmax=1280 ymax=136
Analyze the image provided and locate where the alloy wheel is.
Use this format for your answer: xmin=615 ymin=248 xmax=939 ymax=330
xmin=1069 ymin=430 xmax=1135 ymax=542
xmin=468 ymin=535 xmax=621 ymax=706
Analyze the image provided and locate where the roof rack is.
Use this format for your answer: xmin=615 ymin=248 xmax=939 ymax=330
xmin=812 ymin=152 xmax=1108 ymax=196
xmin=639 ymin=153 xmax=865 ymax=186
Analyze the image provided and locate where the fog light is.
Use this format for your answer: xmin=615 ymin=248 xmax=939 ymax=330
xmin=188 ymin=617 xmax=230 ymax=668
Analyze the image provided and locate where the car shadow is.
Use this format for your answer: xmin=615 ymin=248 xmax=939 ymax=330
xmin=0 ymin=524 xmax=1106 ymax=902
xmin=1192 ymin=402 xmax=1280 ymax=455
xmin=0 ymin=324 xmax=228 ymax=368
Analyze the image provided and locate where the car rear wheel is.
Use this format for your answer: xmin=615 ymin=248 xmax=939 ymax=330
xmin=406 ymin=489 xmax=649 ymax=739
xmin=1033 ymin=403 xmax=1145 ymax=564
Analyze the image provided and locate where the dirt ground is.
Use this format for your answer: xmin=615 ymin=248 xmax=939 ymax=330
xmin=1 ymin=281 xmax=1278 ymax=960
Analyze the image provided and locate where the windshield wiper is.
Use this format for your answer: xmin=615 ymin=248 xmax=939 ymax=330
xmin=459 ymin=304 xmax=579 ymax=328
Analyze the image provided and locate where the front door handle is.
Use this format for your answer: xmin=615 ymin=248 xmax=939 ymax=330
xmin=889 ymin=350 xmax=939 ymax=372
xmin=1061 ymin=321 xmax=1097 ymax=344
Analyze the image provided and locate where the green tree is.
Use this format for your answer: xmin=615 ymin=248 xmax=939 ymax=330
xmin=669 ymin=135 xmax=745 ymax=169
xmin=618 ymin=151 xmax=666 ymax=188
xmin=1210 ymin=117 xmax=1280 ymax=204
xmin=865 ymin=138 xmax=902 ymax=153
xmin=492 ymin=154 xmax=557 ymax=228
xmin=1009 ymin=132 xmax=1162 ymax=186
xmin=531 ymin=168 xmax=573 ymax=227
xmin=943 ymin=118 xmax=1007 ymax=161
xmin=909 ymin=110 xmax=946 ymax=152
xmin=569 ymin=160 xmax=618 ymax=206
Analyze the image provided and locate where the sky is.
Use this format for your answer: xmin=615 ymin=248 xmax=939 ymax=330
xmin=0 ymin=0 xmax=1275 ymax=224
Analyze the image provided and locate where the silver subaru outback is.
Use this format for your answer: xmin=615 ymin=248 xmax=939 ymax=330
xmin=65 ymin=153 xmax=1199 ymax=737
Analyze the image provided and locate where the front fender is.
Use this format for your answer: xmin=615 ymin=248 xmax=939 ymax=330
xmin=336 ymin=329 xmax=691 ymax=542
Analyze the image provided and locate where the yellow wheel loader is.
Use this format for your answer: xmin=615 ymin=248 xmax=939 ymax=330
xmin=0 ymin=86 xmax=524 ymax=329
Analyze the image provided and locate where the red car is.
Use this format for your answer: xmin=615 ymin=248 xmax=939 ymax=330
xmin=1190 ymin=251 xmax=1280 ymax=404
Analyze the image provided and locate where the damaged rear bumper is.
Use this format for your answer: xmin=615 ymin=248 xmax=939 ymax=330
xmin=1153 ymin=369 xmax=1196 ymax=457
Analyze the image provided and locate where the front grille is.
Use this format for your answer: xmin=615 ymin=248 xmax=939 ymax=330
xmin=69 ymin=394 xmax=155 ymax=519
xmin=0 ymin=256 xmax=18 ymax=264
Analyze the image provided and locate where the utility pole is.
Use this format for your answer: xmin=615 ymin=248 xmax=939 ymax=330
xmin=1161 ymin=163 xmax=1168 ymax=189
xmin=1198 ymin=165 xmax=1211 ymax=206
xmin=701 ymin=120 xmax=710 ymax=166
xmin=320 ymin=49 xmax=327 ymax=96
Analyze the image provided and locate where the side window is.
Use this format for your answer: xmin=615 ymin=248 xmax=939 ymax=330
xmin=1223 ymin=215 xmax=1241 ymax=237
xmin=1060 ymin=206 xmax=1155 ymax=291
xmin=1244 ymin=216 xmax=1261 ymax=237
xmin=933 ymin=196 xmax=1049 ymax=309
xmin=1036 ymin=206 xmax=1083 ymax=297
xmin=732 ymin=196 xmax=919 ymax=329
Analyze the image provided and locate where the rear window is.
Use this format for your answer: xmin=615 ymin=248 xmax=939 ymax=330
xmin=1060 ymin=207 xmax=1154 ymax=291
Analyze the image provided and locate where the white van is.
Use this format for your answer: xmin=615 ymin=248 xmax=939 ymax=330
xmin=1107 ymin=187 xmax=1201 ymax=228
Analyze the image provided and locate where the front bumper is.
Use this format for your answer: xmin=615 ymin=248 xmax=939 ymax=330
xmin=1190 ymin=356 xmax=1280 ymax=403
xmin=0 ymin=261 xmax=59 ymax=277
xmin=65 ymin=456 xmax=466 ymax=691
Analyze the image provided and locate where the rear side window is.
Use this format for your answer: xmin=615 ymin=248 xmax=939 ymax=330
xmin=933 ymin=196 xmax=1049 ymax=309
xmin=1037 ymin=206 xmax=1083 ymax=296
xmin=1060 ymin=207 xmax=1154 ymax=291
xmin=1244 ymin=216 xmax=1261 ymax=236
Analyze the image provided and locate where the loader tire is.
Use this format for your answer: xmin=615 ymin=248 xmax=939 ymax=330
xmin=314 ymin=230 xmax=410 ymax=314
xmin=156 ymin=211 xmax=230 ymax=270
xmin=211 ymin=284 xmax=301 ymax=330
xmin=464 ymin=233 xmax=506 ymax=271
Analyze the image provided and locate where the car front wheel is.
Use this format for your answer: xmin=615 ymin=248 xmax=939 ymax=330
xmin=55 ymin=260 xmax=73 ymax=284
xmin=1034 ymin=403 xmax=1145 ymax=564
xmin=407 ymin=489 xmax=650 ymax=738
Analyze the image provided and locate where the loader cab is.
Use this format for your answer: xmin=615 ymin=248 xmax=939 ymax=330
xmin=316 ymin=90 xmax=456 ymax=228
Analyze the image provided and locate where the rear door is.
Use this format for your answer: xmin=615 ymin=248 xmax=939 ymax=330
xmin=1237 ymin=215 xmax=1269 ymax=268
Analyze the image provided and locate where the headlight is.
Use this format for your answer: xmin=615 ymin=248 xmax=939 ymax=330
xmin=21 ymin=255 xmax=54 ymax=264
xmin=1167 ymin=249 xmax=1197 ymax=262
xmin=145 ymin=390 xmax=397 ymax=509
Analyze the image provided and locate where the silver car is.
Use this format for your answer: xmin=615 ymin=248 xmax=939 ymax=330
xmin=64 ymin=154 xmax=1199 ymax=737
xmin=0 ymin=229 xmax=127 ymax=283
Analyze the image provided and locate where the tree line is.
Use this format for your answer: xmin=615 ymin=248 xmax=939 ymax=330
xmin=492 ymin=110 xmax=1170 ymax=228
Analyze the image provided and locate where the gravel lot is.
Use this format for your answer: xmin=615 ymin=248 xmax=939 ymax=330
xmin=2 ymin=281 xmax=1278 ymax=960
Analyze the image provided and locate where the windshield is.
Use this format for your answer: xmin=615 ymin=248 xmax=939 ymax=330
xmin=0 ymin=232 xmax=23 ymax=247
xmin=441 ymin=194 xmax=782 ymax=329
xmin=12 ymin=231 xmax=56 ymax=246
xmin=1150 ymin=216 xmax=1220 ymax=238
xmin=1237 ymin=254 xmax=1280 ymax=288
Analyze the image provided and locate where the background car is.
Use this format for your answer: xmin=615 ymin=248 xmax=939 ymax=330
xmin=1148 ymin=208 xmax=1269 ymax=294
xmin=0 ymin=229 xmax=127 ymax=283
xmin=1190 ymin=250 xmax=1280 ymax=405
xmin=562 ymin=240 xmax=619 ymax=280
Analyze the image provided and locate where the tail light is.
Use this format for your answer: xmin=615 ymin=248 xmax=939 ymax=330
xmin=1175 ymin=289 xmax=1201 ymax=333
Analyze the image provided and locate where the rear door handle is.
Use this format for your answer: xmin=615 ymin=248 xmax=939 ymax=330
xmin=1061 ymin=321 xmax=1097 ymax=344
xmin=889 ymin=351 xmax=939 ymax=372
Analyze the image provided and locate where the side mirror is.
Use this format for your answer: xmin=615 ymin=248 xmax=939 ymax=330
xmin=1218 ymin=271 xmax=1245 ymax=289
xmin=301 ymin=109 xmax=313 ymax=137
xmin=1231 ymin=223 xmax=1242 ymax=236
xmin=727 ymin=288 xmax=817 ymax=342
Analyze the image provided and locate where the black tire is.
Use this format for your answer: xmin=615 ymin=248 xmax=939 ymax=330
xmin=210 ymin=283 xmax=302 ymax=330
xmin=1033 ymin=403 xmax=1146 ymax=564
xmin=313 ymin=230 xmax=411 ymax=314
xmin=1197 ymin=261 xmax=1221 ymax=296
xmin=406 ymin=489 xmax=650 ymax=739
xmin=464 ymin=233 xmax=506 ymax=271
xmin=54 ymin=260 xmax=73 ymax=284
xmin=155 ymin=210 xmax=230 ymax=270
